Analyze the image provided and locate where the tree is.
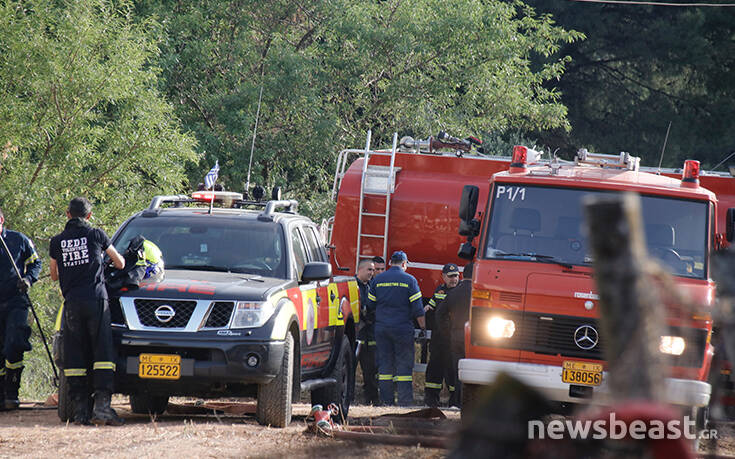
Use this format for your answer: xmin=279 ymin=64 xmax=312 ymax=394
xmin=524 ymin=1 xmax=735 ymax=168
xmin=140 ymin=0 xmax=581 ymax=220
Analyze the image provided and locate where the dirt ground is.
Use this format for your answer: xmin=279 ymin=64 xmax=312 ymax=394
xmin=0 ymin=399 xmax=458 ymax=459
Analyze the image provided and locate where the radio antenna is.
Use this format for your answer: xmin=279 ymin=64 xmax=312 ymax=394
xmin=712 ymin=151 xmax=735 ymax=171
xmin=246 ymin=79 xmax=265 ymax=191
xmin=656 ymin=121 xmax=672 ymax=174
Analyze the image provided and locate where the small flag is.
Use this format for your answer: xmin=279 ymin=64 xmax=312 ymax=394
xmin=204 ymin=160 xmax=219 ymax=190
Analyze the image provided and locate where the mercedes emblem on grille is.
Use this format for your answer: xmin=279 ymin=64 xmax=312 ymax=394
xmin=573 ymin=324 xmax=599 ymax=350
xmin=154 ymin=305 xmax=176 ymax=323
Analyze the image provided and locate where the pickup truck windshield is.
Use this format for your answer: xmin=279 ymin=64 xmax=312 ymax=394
xmin=114 ymin=216 xmax=287 ymax=278
xmin=484 ymin=185 xmax=708 ymax=279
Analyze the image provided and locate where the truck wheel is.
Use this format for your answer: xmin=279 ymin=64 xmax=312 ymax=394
xmin=58 ymin=373 xmax=73 ymax=422
xmin=461 ymin=383 xmax=479 ymax=420
xmin=130 ymin=394 xmax=169 ymax=415
xmin=256 ymin=333 xmax=294 ymax=427
xmin=311 ymin=337 xmax=355 ymax=419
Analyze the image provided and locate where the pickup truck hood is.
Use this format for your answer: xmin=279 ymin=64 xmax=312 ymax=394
xmin=118 ymin=269 xmax=296 ymax=302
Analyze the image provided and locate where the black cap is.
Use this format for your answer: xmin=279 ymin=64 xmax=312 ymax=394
xmin=442 ymin=263 xmax=459 ymax=275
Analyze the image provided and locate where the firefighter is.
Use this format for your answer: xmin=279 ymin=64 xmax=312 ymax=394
xmin=437 ymin=262 xmax=473 ymax=408
xmin=354 ymin=258 xmax=379 ymax=404
xmin=423 ymin=263 xmax=460 ymax=407
xmin=49 ymin=197 xmax=125 ymax=426
xmin=0 ymin=208 xmax=41 ymax=410
xmin=371 ymin=256 xmax=385 ymax=276
xmin=368 ymin=251 xmax=425 ymax=406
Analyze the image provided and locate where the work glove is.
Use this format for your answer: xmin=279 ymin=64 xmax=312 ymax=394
xmin=16 ymin=277 xmax=30 ymax=293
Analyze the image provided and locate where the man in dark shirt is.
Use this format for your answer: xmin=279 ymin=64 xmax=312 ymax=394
xmin=437 ymin=262 xmax=473 ymax=408
xmin=0 ymin=207 xmax=41 ymax=410
xmin=355 ymin=258 xmax=378 ymax=404
xmin=371 ymin=256 xmax=385 ymax=276
xmin=49 ymin=197 xmax=125 ymax=425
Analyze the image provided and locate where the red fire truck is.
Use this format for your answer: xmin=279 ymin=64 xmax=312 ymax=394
xmin=329 ymin=133 xmax=735 ymax=416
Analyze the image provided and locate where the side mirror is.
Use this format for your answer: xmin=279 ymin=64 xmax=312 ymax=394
xmin=458 ymin=242 xmax=476 ymax=260
xmin=459 ymin=185 xmax=479 ymax=222
xmin=301 ymin=262 xmax=332 ymax=282
xmin=727 ymin=208 xmax=735 ymax=242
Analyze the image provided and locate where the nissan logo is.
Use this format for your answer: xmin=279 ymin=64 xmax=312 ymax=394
xmin=573 ymin=325 xmax=599 ymax=350
xmin=154 ymin=305 xmax=176 ymax=323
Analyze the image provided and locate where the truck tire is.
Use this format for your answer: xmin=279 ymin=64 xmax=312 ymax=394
xmin=256 ymin=333 xmax=294 ymax=427
xmin=58 ymin=373 xmax=73 ymax=422
xmin=130 ymin=394 xmax=169 ymax=415
xmin=311 ymin=337 xmax=354 ymax=419
xmin=461 ymin=383 xmax=479 ymax=420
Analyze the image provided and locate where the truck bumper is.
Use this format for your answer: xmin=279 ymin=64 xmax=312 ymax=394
xmin=112 ymin=328 xmax=285 ymax=395
xmin=459 ymin=358 xmax=711 ymax=408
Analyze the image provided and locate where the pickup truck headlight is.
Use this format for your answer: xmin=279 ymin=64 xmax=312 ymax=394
xmin=231 ymin=301 xmax=276 ymax=328
xmin=488 ymin=317 xmax=516 ymax=339
xmin=659 ymin=336 xmax=686 ymax=355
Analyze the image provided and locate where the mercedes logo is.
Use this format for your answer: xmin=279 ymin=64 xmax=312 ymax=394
xmin=154 ymin=305 xmax=176 ymax=323
xmin=573 ymin=324 xmax=599 ymax=350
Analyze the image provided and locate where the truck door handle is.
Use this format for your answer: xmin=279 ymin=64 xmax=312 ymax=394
xmin=330 ymin=291 xmax=336 ymax=302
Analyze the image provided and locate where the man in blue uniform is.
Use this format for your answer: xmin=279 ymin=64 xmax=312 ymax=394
xmin=368 ymin=251 xmax=425 ymax=406
xmin=50 ymin=197 xmax=125 ymax=425
xmin=0 ymin=208 xmax=41 ymax=410
xmin=423 ymin=263 xmax=460 ymax=407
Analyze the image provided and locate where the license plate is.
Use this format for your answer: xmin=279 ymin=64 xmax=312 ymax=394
xmin=138 ymin=353 xmax=181 ymax=380
xmin=561 ymin=360 xmax=603 ymax=386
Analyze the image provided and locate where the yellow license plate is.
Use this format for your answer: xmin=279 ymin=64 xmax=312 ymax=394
xmin=561 ymin=360 xmax=603 ymax=386
xmin=138 ymin=354 xmax=181 ymax=380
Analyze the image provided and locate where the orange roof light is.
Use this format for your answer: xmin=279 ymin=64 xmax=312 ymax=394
xmin=681 ymin=160 xmax=700 ymax=188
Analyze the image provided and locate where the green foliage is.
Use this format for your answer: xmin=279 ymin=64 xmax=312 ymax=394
xmin=524 ymin=2 xmax=735 ymax=169
xmin=140 ymin=0 xmax=580 ymax=213
xmin=0 ymin=0 xmax=196 ymax=398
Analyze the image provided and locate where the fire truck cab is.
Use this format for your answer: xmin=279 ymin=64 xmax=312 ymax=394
xmin=457 ymin=146 xmax=731 ymax=417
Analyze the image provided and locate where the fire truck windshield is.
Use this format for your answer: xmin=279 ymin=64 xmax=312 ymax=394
xmin=484 ymin=185 xmax=708 ymax=279
xmin=114 ymin=216 xmax=287 ymax=278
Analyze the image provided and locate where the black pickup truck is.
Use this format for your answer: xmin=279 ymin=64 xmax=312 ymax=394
xmin=56 ymin=191 xmax=359 ymax=427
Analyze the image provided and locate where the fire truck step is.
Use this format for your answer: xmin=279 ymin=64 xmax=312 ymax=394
xmin=360 ymin=233 xmax=385 ymax=238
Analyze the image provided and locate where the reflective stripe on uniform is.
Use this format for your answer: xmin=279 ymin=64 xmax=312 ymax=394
xmin=394 ymin=375 xmax=412 ymax=382
xmin=64 ymin=368 xmax=87 ymax=377
xmin=93 ymin=361 xmax=116 ymax=371
xmin=424 ymin=382 xmax=442 ymax=389
xmin=5 ymin=360 xmax=23 ymax=369
xmin=367 ymin=292 xmax=376 ymax=302
xmin=0 ymin=368 xmax=6 ymax=376
xmin=409 ymin=292 xmax=422 ymax=303
xmin=25 ymin=251 xmax=39 ymax=265
xmin=378 ymin=374 xmax=393 ymax=381
xmin=435 ymin=293 xmax=446 ymax=300
xmin=449 ymin=386 xmax=455 ymax=392
xmin=367 ymin=341 xmax=376 ymax=346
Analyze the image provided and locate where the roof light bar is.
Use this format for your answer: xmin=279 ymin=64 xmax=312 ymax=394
xmin=575 ymin=149 xmax=640 ymax=171
xmin=192 ymin=191 xmax=244 ymax=203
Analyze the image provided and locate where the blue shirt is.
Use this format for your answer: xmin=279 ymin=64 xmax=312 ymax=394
xmin=0 ymin=228 xmax=41 ymax=301
xmin=367 ymin=266 xmax=424 ymax=331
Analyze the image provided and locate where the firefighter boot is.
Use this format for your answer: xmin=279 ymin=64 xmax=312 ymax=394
xmin=4 ymin=367 xmax=22 ymax=411
xmin=91 ymin=390 xmax=124 ymax=426
xmin=72 ymin=393 xmax=91 ymax=425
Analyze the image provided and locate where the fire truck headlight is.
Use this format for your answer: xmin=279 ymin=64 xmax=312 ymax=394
xmin=231 ymin=301 xmax=275 ymax=328
xmin=659 ymin=336 xmax=686 ymax=355
xmin=487 ymin=317 xmax=516 ymax=339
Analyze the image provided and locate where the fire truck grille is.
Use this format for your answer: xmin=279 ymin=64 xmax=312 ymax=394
xmin=134 ymin=299 xmax=197 ymax=328
xmin=470 ymin=308 xmax=707 ymax=367
xmin=204 ymin=302 xmax=235 ymax=328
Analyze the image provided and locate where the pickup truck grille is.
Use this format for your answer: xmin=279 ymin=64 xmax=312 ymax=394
xmin=470 ymin=308 xmax=706 ymax=367
xmin=204 ymin=302 xmax=235 ymax=328
xmin=134 ymin=299 xmax=197 ymax=328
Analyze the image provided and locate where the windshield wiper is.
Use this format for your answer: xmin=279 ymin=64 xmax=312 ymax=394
xmin=493 ymin=252 xmax=574 ymax=269
xmin=168 ymin=265 xmax=232 ymax=273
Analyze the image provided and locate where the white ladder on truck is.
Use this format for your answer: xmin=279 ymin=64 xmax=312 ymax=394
xmin=355 ymin=131 xmax=399 ymax=268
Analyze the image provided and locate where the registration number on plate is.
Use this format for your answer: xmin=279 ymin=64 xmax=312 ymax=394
xmin=138 ymin=354 xmax=181 ymax=380
xmin=561 ymin=360 xmax=603 ymax=386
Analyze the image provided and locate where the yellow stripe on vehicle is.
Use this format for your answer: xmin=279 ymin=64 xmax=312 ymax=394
xmin=269 ymin=298 xmax=297 ymax=340
xmin=299 ymin=288 xmax=318 ymax=332
xmin=347 ymin=280 xmax=360 ymax=322
xmin=328 ymin=283 xmax=341 ymax=326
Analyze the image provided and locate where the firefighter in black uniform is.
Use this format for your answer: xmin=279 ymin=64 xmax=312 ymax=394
xmin=49 ymin=197 xmax=125 ymax=425
xmin=423 ymin=263 xmax=460 ymax=407
xmin=355 ymin=258 xmax=379 ymax=404
xmin=0 ymin=207 xmax=41 ymax=410
xmin=437 ymin=262 xmax=473 ymax=408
